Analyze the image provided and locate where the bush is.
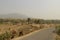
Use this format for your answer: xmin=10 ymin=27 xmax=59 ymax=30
xmin=0 ymin=31 xmax=11 ymax=40
xmin=56 ymin=26 xmax=60 ymax=35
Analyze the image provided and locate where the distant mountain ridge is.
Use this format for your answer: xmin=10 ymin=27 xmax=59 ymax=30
xmin=0 ymin=13 xmax=28 ymax=19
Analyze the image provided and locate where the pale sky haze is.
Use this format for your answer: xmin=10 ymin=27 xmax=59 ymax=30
xmin=0 ymin=0 xmax=60 ymax=19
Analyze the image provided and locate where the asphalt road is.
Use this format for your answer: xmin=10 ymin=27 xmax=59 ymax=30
xmin=12 ymin=27 xmax=55 ymax=40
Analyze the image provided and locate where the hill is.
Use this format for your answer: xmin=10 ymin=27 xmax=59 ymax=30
xmin=0 ymin=13 xmax=28 ymax=19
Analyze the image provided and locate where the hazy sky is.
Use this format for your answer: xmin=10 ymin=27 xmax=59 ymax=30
xmin=0 ymin=0 xmax=60 ymax=19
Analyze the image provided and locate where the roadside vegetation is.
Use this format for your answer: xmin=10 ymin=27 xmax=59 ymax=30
xmin=55 ymin=26 xmax=60 ymax=35
xmin=0 ymin=18 xmax=60 ymax=40
xmin=55 ymin=25 xmax=60 ymax=40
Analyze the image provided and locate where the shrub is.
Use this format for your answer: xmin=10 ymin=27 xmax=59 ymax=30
xmin=55 ymin=26 xmax=60 ymax=35
xmin=0 ymin=31 xmax=11 ymax=40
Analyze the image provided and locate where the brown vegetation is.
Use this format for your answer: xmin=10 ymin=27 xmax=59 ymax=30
xmin=0 ymin=18 xmax=59 ymax=40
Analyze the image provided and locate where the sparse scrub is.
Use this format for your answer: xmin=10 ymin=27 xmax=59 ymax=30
xmin=0 ymin=31 xmax=11 ymax=40
xmin=0 ymin=18 xmax=57 ymax=40
xmin=55 ymin=26 xmax=60 ymax=40
xmin=55 ymin=26 xmax=60 ymax=35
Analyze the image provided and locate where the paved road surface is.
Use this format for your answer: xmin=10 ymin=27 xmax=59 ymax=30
xmin=12 ymin=27 xmax=55 ymax=40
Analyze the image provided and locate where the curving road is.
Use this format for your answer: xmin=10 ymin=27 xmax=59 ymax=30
xmin=12 ymin=27 xmax=55 ymax=40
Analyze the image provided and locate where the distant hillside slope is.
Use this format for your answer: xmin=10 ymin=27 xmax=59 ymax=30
xmin=0 ymin=13 xmax=28 ymax=19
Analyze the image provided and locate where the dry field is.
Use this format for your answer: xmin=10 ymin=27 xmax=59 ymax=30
xmin=0 ymin=23 xmax=55 ymax=40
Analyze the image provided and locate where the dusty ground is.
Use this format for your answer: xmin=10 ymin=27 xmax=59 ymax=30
xmin=0 ymin=24 xmax=55 ymax=34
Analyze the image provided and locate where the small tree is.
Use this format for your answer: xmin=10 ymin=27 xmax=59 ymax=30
xmin=27 ymin=18 xmax=31 ymax=24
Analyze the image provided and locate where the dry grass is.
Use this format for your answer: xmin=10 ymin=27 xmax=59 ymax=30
xmin=0 ymin=23 xmax=57 ymax=40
